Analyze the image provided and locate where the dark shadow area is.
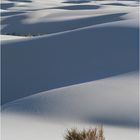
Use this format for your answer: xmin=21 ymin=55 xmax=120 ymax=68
xmin=1 ymin=11 xmax=25 ymax=17
xmin=62 ymin=0 xmax=91 ymax=4
xmin=1 ymin=13 xmax=126 ymax=36
xmin=103 ymin=3 xmax=127 ymax=6
xmin=102 ymin=3 xmax=131 ymax=6
xmin=102 ymin=2 xmax=139 ymax=7
xmin=50 ymin=5 xmax=100 ymax=10
xmin=1 ymin=23 xmax=139 ymax=104
xmin=1 ymin=3 xmax=14 ymax=10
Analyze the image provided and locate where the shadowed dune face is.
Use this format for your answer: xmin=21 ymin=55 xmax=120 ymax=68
xmin=1 ymin=25 xmax=139 ymax=104
xmin=1 ymin=13 xmax=126 ymax=36
xmin=101 ymin=3 xmax=138 ymax=7
xmin=1 ymin=11 xmax=25 ymax=17
xmin=1 ymin=3 xmax=15 ymax=10
xmin=62 ymin=0 xmax=92 ymax=4
xmin=102 ymin=3 xmax=129 ymax=7
xmin=50 ymin=5 xmax=100 ymax=10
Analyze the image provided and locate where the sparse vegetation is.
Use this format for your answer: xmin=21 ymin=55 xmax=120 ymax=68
xmin=64 ymin=126 xmax=105 ymax=140
xmin=2 ymin=32 xmax=43 ymax=37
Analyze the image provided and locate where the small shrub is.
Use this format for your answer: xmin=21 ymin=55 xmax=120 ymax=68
xmin=64 ymin=126 xmax=105 ymax=140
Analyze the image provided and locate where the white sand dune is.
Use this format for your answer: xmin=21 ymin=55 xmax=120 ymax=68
xmin=1 ymin=112 xmax=139 ymax=140
xmin=0 ymin=35 xmax=29 ymax=41
xmin=1 ymin=0 xmax=139 ymax=140
xmin=3 ymin=72 xmax=139 ymax=126
xmin=1 ymin=0 xmax=139 ymax=35
xmin=2 ymin=72 xmax=139 ymax=140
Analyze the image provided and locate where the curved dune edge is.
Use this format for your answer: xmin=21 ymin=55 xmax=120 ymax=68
xmin=2 ymin=72 xmax=139 ymax=127
xmin=2 ymin=72 xmax=139 ymax=140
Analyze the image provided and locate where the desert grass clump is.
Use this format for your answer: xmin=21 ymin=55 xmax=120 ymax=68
xmin=64 ymin=126 xmax=105 ymax=140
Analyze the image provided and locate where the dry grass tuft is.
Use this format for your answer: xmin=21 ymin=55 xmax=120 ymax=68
xmin=64 ymin=126 xmax=105 ymax=140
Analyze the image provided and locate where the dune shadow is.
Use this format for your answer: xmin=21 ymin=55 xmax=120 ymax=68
xmin=1 ymin=22 xmax=139 ymax=104
xmin=62 ymin=0 xmax=91 ymax=4
xmin=2 ymin=13 xmax=126 ymax=35
xmin=1 ymin=3 xmax=15 ymax=10
xmin=1 ymin=11 xmax=25 ymax=16
xmin=102 ymin=3 xmax=128 ymax=6
xmin=50 ymin=5 xmax=100 ymax=10
xmin=101 ymin=2 xmax=138 ymax=7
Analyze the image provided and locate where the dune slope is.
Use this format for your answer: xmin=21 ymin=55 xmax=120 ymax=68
xmin=2 ymin=17 xmax=139 ymax=104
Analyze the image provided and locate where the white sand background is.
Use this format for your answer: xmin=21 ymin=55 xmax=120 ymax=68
xmin=1 ymin=0 xmax=139 ymax=139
